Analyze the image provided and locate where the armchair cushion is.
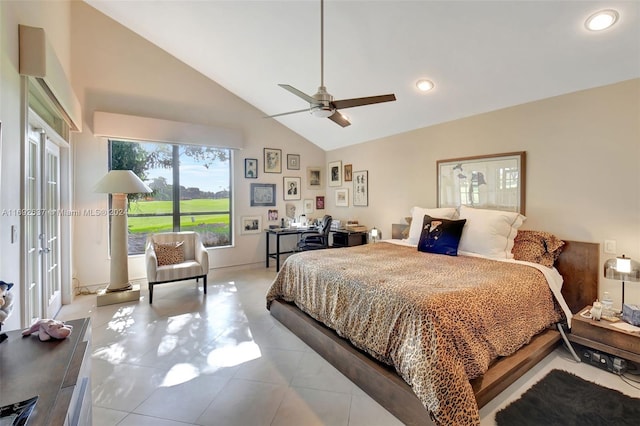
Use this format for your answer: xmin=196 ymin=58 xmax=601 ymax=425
xmin=154 ymin=241 xmax=185 ymax=266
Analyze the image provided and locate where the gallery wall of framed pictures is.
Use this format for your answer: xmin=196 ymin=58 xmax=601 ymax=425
xmin=242 ymin=148 xmax=375 ymax=234
xmin=242 ymin=148 xmax=329 ymax=231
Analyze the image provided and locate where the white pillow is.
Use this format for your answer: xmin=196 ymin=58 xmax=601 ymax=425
xmin=407 ymin=206 xmax=458 ymax=244
xmin=458 ymin=205 xmax=525 ymax=259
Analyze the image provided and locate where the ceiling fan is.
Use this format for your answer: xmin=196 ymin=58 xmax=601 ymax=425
xmin=266 ymin=0 xmax=396 ymax=127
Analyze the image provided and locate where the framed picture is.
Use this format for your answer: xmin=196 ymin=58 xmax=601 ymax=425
xmin=283 ymin=176 xmax=301 ymax=200
xmin=437 ymin=151 xmax=526 ymax=214
xmin=303 ymin=199 xmax=314 ymax=213
xmin=287 ymin=154 xmax=300 ymax=170
xmin=335 ymin=188 xmax=349 ymax=207
xmin=329 ymin=161 xmax=342 ymax=187
xmin=307 ymin=167 xmax=324 ymax=189
xmin=264 ymin=148 xmax=282 ymax=173
xmin=316 ymin=196 xmax=325 ymax=210
xmin=353 ymin=170 xmax=368 ymax=206
xmin=285 ymin=203 xmax=296 ymax=219
xmin=244 ymin=158 xmax=258 ymax=178
xmin=250 ymin=183 xmax=276 ymax=206
xmin=268 ymin=209 xmax=278 ymax=221
xmin=344 ymin=164 xmax=353 ymax=182
xmin=241 ymin=215 xmax=262 ymax=234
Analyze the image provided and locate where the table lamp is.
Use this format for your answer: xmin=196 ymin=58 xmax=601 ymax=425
xmin=94 ymin=170 xmax=151 ymax=306
xmin=370 ymin=227 xmax=380 ymax=243
xmin=604 ymin=254 xmax=640 ymax=310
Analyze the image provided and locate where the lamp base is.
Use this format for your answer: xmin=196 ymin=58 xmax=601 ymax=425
xmin=97 ymin=284 xmax=140 ymax=306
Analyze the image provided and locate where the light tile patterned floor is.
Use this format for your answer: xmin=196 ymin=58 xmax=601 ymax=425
xmin=57 ymin=267 xmax=640 ymax=426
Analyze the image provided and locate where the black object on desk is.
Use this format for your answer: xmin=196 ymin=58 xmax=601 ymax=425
xmin=331 ymin=230 xmax=368 ymax=247
xmin=0 ymin=395 xmax=38 ymax=425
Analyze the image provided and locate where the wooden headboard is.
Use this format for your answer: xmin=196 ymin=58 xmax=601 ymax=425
xmin=390 ymin=224 xmax=599 ymax=315
xmin=556 ymin=240 xmax=599 ymax=314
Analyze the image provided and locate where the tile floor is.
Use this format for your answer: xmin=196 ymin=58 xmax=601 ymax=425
xmin=57 ymin=267 xmax=640 ymax=426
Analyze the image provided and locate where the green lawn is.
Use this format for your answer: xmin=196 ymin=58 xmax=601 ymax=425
xmin=128 ymin=198 xmax=230 ymax=234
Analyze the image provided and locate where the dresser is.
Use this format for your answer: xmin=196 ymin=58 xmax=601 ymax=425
xmin=0 ymin=318 xmax=92 ymax=425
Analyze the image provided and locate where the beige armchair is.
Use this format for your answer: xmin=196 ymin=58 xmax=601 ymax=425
xmin=145 ymin=231 xmax=209 ymax=304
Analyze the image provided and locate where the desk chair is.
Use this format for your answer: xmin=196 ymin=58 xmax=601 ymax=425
xmin=297 ymin=215 xmax=332 ymax=251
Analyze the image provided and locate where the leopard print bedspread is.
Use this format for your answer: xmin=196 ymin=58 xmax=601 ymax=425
xmin=266 ymin=242 xmax=562 ymax=426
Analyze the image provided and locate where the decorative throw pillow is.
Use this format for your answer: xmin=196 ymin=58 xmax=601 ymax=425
xmin=407 ymin=206 xmax=458 ymax=244
xmin=401 ymin=216 xmax=412 ymax=239
xmin=512 ymin=230 xmax=565 ymax=268
xmin=458 ymin=205 xmax=525 ymax=259
xmin=154 ymin=241 xmax=185 ymax=266
xmin=417 ymin=215 xmax=467 ymax=256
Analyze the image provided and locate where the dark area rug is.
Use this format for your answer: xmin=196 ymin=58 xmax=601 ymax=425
xmin=495 ymin=369 xmax=640 ymax=426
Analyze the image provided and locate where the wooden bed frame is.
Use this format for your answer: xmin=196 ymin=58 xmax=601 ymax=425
xmin=269 ymin=238 xmax=599 ymax=425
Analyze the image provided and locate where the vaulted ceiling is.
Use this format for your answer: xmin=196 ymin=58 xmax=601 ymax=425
xmin=85 ymin=1 xmax=640 ymax=150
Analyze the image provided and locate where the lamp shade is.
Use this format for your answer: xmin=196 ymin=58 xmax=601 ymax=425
xmin=604 ymin=255 xmax=640 ymax=282
xmin=94 ymin=170 xmax=151 ymax=194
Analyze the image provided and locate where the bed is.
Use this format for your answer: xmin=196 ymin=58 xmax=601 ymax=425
xmin=266 ymin=217 xmax=598 ymax=425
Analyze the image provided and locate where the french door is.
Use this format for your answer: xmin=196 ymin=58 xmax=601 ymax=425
xmin=25 ymin=122 xmax=62 ymax=323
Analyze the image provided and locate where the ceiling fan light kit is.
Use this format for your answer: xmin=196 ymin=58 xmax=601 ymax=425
xmin=267 ymin=0 xmax=396 ymax=127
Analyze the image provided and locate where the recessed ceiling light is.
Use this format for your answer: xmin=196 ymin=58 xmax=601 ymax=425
xmin=416 ymin=79 xmax=434 ymax=92
xmin=585 ymin=9 xmax=619 ymax=31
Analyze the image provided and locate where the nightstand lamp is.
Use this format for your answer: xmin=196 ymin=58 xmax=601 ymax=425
xmin=604 ymin=254 xmax=640 ymax=309
xmin=370 ymin=227 xmax=380 ymax=243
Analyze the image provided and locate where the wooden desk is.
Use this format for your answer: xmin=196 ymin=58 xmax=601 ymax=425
xmin=568 ymin=306 xmax=640 ymax=363
xmin=0 ymin=318 xmax=92 ymax=425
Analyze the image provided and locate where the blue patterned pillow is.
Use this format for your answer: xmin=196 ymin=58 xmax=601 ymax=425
xmin=417 ymin=215 xmax=467 ymax=256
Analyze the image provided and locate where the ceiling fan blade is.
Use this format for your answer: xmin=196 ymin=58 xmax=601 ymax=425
xmin=264 ymin=108 xmax=310 ymax=119
xmin=328 ymin=111 xmax=351 ymax=127
xmin=332 ymin=94 xmax=396 ymax=110
xmin=278 ymin=84 xmax=317 ymax=104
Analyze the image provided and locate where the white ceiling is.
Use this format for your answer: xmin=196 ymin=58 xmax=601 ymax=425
xmin=85 ymin=1 xmax=640 ymax=151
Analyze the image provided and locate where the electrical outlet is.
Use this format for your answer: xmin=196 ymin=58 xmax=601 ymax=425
xmin=604 ymin=240 xmax=616 ymax=254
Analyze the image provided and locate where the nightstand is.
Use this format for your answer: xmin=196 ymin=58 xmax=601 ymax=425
xmin=568 ymin=306 xmax=640 ymax=363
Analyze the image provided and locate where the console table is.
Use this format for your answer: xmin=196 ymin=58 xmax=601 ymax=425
xmin=0 ymin=318 xmax=92 ymax=425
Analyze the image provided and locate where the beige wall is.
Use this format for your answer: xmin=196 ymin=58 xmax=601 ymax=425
xmin=0 ymin=0 xmax=73 ymax=330
xmin=69 ymin=1 xmax=325 ymax=290
xmin=325 ymin=79 xmax=640 ymax=307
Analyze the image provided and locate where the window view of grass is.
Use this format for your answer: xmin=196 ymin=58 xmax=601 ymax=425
xmin=110 ymin=140 xmax=232 ymax=254
xmin=128 ymin=199 xmax=231 ymax=252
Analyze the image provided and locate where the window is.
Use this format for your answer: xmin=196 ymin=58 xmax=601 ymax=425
xmin=499 ymin=167 xmax=519 ymax=189
xmin=109 ymin=140 xmax=232 ymax=254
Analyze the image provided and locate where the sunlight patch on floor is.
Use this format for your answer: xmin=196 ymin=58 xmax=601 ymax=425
xmin=94 ymin=342 xmax=128 ymax=364
xmin=167 ymin=312 xmax=195 ymax=333
xmin=160 ymin=363 xmax=200 ymax=387
xmin=206 ymin=340 xmax=261 ymax=368
xmin=107 ymin=306 xmax=136 ymax=333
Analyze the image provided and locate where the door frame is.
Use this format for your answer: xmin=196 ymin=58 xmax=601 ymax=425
xmin=22 ymin=109 xmax=72 ymax=325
